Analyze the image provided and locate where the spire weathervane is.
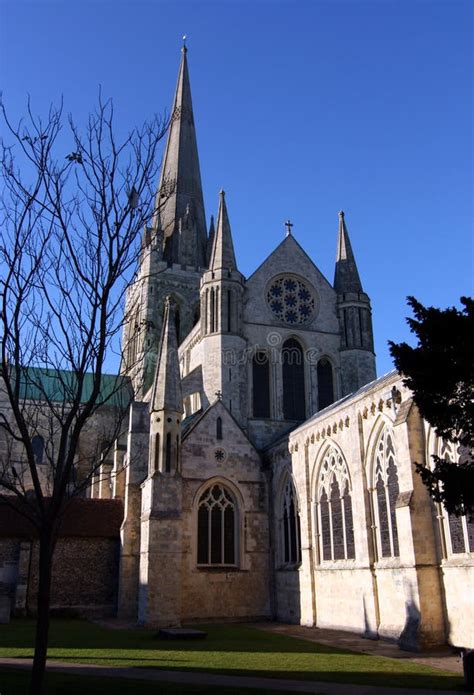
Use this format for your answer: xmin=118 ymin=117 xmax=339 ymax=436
xmin=285 ymin=219 xmax=293 ymax=237
xmin=182 ymin=34 xmax=187 ymax=52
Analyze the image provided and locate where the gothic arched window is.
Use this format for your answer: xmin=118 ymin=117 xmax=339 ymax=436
xmin=197 ymin=484 xmax=237 ymax=566
xmin=253 ymin=351 xmax=270 ymax=418
xmin=282 ymin=338 xmax=305 ymax=420
xmin=439 ymin=440 xmax=474 ymax=555
xmin=372 ymin=426 xmax=400 ymax=558
xmin=317 ymin=358 xmax=334 ymax=411
xmin=281 ymin=477 xmax=301 ymax=565
xmin=316 ymin=447 xmax=355 ymax=561
xmin=216 ymin=417 xmax=223 ymax=440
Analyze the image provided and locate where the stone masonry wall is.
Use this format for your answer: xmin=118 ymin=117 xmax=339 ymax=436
xmin=274 ymin=371 xmax=474 ymax=649
xmin=27 ymin=537 xmax=119 ymax=617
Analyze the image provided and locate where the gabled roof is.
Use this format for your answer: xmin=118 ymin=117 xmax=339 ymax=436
xmin=181 ymin=399 xmax=258 ymax=454
xmin=289 ymin=370 xmax=400 ymax=438
xmin=246 ymin=233 xmax=334 ymax=291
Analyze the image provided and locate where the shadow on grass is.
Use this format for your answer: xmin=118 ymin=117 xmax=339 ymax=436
xmin=0 ymin=619 xmax=350 ymax=655
xmin=0 ymin=669 xmax=311 ymax=695
xmin=0 ymin=620 xmax=464 ymax=692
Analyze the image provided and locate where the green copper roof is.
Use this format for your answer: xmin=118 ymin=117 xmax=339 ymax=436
xmin=14 ymin=367 xmax=132 ymax=408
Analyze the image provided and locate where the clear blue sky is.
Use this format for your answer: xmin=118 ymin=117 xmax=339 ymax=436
xmin=1 ymin=0 xmax=472 ymax=376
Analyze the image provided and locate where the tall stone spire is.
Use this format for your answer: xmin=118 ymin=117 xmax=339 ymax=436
xmin=209 ymin=190 xmax=237 ymax=271
xmin=150 ymin=297 xmax=183 ymax=414
xmin=154 ymin=45 xmax=207 ymax=267
xmin=334 ymin=210 xmax=363 ymax=294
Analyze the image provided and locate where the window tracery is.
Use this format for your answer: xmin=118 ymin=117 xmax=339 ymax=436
xmin=372 ymin=426 xmax=400 ymax=558
xmin=316 ymin=447 xmax=355 ymax=561
xmin=197 ymin=484 xmax=237 ymax=566
xmin=266 ymin=275 xmax=316 ymax=325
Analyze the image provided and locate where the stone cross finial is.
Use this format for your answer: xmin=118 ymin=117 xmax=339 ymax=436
xmin=285 ymin=220 xmax=293 ymax=236
xmin=215 ymin=390 xmax=223 ymax=401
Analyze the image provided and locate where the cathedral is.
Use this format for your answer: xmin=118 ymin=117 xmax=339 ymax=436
xmin=1 ymin=46 xmax=472 ymax=651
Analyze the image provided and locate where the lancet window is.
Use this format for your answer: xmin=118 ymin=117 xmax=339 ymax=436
xmin=253 ymin=351 xmax=271 ymax=418
xmin=317 ymin=358 xmax=334 ymax=411
xmin=315 ymin=447 xmax=355 ymax=561
xmin=282 ymin=338 xmax=305 ymax=420
xmin=280 ymin=477 xmax=302 ymax=565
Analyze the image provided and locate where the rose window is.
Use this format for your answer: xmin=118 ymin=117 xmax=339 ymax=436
xmin=267 ymin=276 xmax=316 ymax=325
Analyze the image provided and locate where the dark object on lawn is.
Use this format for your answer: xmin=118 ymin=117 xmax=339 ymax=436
xmin=158 ymin=628 xmax=207 ymax=640
xmin=462 ymin=649 xmax=474 ymax=690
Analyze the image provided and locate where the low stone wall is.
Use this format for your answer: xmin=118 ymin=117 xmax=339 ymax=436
xmin=27 ymin=537 xmax=120 ymax=617
xmin=0 ymin=497 xmax=123 ymax=619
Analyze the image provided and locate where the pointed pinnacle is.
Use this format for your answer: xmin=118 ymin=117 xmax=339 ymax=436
xmin=150 ymin=296 xmax=183 ymax=413
xmin=334 ymin=211 xmax=363 ymax=294
xmin=209 ymin=190 xmax=237 ymax=271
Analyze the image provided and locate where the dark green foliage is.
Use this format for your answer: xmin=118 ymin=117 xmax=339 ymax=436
xmin=389 ymin=296 xmax=474 ymax=518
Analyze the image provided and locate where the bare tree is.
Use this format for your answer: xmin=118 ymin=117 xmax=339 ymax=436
xmin=0 ymin=95 xmax=167 ymax=694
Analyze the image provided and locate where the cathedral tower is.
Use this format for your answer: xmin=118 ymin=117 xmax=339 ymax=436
xmin=121 ymin=46 xmax=209 ymax=396
xmin=334 ymin=211 xmax=376 ymax=395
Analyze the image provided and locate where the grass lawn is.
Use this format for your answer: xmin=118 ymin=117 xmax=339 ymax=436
xmin=0 ymin=619 xmax=464 ymax=692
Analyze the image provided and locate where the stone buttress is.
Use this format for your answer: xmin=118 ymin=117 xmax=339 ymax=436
xmin=138 ymin=298 xmax=184 ymax=626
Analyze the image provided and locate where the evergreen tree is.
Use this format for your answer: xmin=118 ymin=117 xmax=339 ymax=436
xmin=389 ymin=296 xmax=473 ymax=518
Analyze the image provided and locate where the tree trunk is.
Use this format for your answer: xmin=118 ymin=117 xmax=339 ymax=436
xmin=29 ymin=527 xmax=54 ymax=695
